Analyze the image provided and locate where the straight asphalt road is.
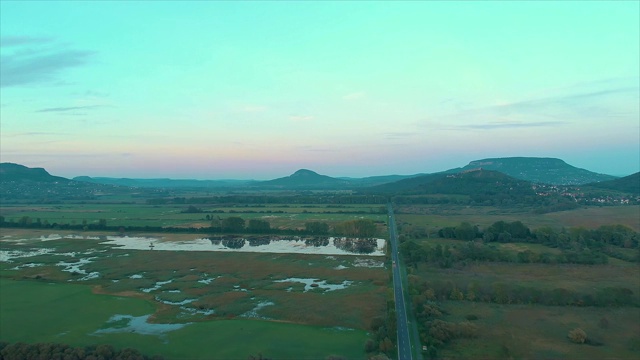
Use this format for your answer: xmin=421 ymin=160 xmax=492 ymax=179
xmin=388 ymin=204 xmax=413 ymax=360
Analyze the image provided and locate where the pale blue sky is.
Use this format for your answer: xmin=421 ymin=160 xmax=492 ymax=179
xmin=1 ymin=1 xmax=638 ymax=179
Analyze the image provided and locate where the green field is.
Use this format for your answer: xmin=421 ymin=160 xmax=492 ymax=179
xmin=436 ymin=301 xmax=640 ymax=359
xmin=0 ymin=279 xmax=370 ymax=359
xmin=393 ymin=203 xmax=640 ymax=359
xmin=4 ymin=200 xmax=639 ymax=359
xmin=397 ymin=204 xmax=640 ymax=232
xmin=0 ymin=203 xmax=388 ymax=229
xmin=0 ymin=229 xmax=389 ymax=359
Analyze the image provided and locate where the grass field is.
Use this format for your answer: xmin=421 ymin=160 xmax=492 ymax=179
xmin=0 ymin=279 xmax=370 ymax=359
xmin=404 ymin=233 xmax=640 ymax=358
xmin=0 ymin=203 xmax=388 ymax=229
xmin=0 ymin=230 xmax=389 ymax=359
xmin=396 ymin=204 xmax=640 ymax=232
xmin=412 ymin=260 xmax=640 ymax=303
xmin=436 ymin=301 xmax=640 ymax=359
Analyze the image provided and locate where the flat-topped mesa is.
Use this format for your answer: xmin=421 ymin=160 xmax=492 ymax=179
xmin=457 ymin=157 xmax=615 ymax=185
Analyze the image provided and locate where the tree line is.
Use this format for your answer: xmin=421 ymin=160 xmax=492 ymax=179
xmin=365 ymin=301 xmax=397 ymax=357
xmin=406 ymin=278 xmax=633 ymax=358
xmin=146 ymin=194 xmax=389 ymax=205
xmin=0 ymin=342 xmax=163 ymax=360
xmin=0 ymin=215 xmax=382 ymax=238
xmin=408 ymin=276 xmax=637 ymax=308
xmin=398 ymin=220 xmax=639 ymax=264
xmin=392 ymin=193 xmax=579 ymax=213
xmin=401 ymin=239 xmax=611 ymax=268
xmin=436 ymin=221 xmax=639 ymax=249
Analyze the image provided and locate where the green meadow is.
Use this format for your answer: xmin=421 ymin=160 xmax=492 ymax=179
xmin=436 ymin=301 xmax=640 ymax=359
xmin=0 ymin=279 xmax=370 ymax=359
xmin=397 ymin=204 xmax=640 ymax=232
xmin=392 ymin=203 xmax=640 ymax=359
xmin=0 ymin=229 xmax=388 ymax=359
xmin=0 ymin=203 xmax=387 ymax=229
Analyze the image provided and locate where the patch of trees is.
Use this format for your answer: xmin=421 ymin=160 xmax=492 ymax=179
xmin=408 ymin=278 xmax=637 ymax=307
xmin=1 ymin=215 xmax=383 ymax=241
xmin=365 ymin=303 xmax=397 ymax=357
xmin=305 ymin=221 xmax=330 ymax=235
xmin=404 ymin=295 xmax=478 ymax=358
xmin=304 ymin=237 xmax=330 ymax=247
xmin=222 ymin=216 xmax=246 ymax=232
xmin=0 ymin=216 xmax=283 ymax=236
xmin=428 ymin=319 xmax=478 ymax=346
xmin=333 ymin=219 xmax=378 ymax=237
xmin=0 ymin=341 xmax=163 ymax=360
xmin=404 ymin=239 xmax=611 ymax=267
xmin=181 ymin=205 xmax=203 ymax=213
xmin=430 ymin=220 xmax=640 ymax=263
xmin=334 ymin=237 xmax=378 ymax=254
xmin=246 ymin=219 xmax=270 ymax=232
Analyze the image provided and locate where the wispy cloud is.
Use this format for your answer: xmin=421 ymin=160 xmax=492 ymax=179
xmin=457 ymin=121 xmax=567 ymax=130
xmin=4 ymin=132 xmax=71 ymax=137
xmin=0 ymin=36 xmax=95 ymax=87
xmin=297 ymin=145 xmax=336 ymax=152
xmin=238 ymin=105 xmax=267 ymax=113
xmin=36 ymin=105 xmax=105 ymax=113
xmin=384 ymin=132 xmax=417 ymax=139
xmin=489 ymin=86 xmax=638 ymax=116
xmin=0 ymin=36 xmax=53 ymax=47
xmin=289 ymin=115 xmax=314 ymax=122
xmin=426 ymin=80 xmax=639 ymax=131
xmin=73 ymin=90 xmax=109 ymax=98
xmin=343 ymin=91 xmax=365 ymax=100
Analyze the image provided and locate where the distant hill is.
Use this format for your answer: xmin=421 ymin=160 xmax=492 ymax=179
xmin=76 ymin=172 xmax=418 ymax=190
xmin=370 ymin=169 xmax=577 ymax=208
xmin=373 ymin=169 xmax=535 ymax=196
xmin=586 ymin=172 xmax=640 ymax=195
xmin=0 ymin=162 xmax=67 ymax=183
xmin=0 ymin=163 xmax=131 ymax=202
xmin=339 ymin=174 xmax=426 ymax=186
xmin=369 ymin=173 xmax=439 ymax=194
xmin=257 ymin=169 xmax=350 ymax=189
xmin=445 ymin=157 xmax=616 ymax=185
xmin=73 ymin=176 xmax=255 ymax=189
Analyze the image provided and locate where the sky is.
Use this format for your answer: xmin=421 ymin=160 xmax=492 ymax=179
xmin=1 ymin=1 xmax=639 ymax=180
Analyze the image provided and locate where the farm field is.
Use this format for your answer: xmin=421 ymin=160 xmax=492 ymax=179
xmin=396 ymin=204 xmax=640 ymax=232
xmin=435 ymin=301 xmax=640 ymax=359
xmin=410 ymin=254 xmax=640 ymax=304
xmin=393 ymin=203 xmax=640 ymax=359
xmin=0 ymin=203 xmax=388 ymax=229
xmin=0 ymin=230 xmax=389 ymax=359
xmin=0 ymin=279 xmax=370 ymax=359
xmin=401 ymin=245 xmax=640 ymax=359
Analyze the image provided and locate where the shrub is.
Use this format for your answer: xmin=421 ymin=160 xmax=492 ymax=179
xmin=568 ymin=328 xmax=588 ymax=344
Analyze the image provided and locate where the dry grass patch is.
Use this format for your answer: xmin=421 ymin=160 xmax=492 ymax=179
xmin=439 ymin=302 xmax=640 ymax=359
xmin=546 ymin=206 xmax=640 ymax=231
xmin=417 ymin=262 xmax=640 ymax=299
xmin=193 ymin=291 xmax=249 ymax=309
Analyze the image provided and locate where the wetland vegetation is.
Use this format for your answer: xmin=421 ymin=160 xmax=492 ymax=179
xmin=0 ymin=199 xmax=392 ymax=359
xmin=395 ymin=204 xmax=640 ymax=359
xmin=1 ymin=162 xmax=639 ymax=359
